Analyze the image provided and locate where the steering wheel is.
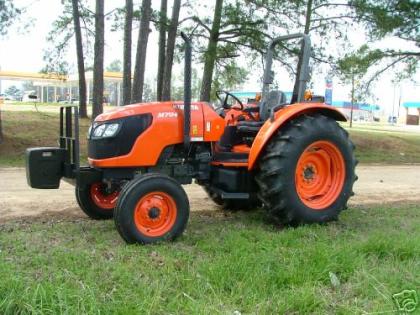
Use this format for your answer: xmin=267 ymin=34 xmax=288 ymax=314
xmin=216 ymin=90 xmax=244 ymax=110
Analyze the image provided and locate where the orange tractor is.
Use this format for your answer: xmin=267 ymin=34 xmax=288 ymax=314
xmin=26 ymin=33 xmax=356 ymax=244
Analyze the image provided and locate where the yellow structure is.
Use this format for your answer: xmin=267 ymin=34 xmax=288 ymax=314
xmin=0 ymin=70 xmax=124 ymax=105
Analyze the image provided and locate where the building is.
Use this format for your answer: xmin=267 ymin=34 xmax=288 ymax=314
xmin=0 ymin=70 xmax=124 ymax=106
xmin=331 ymin=101 xmax=380 ymax=122
xmin=402 ymin=102 xmax=420 ymax=125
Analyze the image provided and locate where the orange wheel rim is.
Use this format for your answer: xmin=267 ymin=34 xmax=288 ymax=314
xmin=90 ymin=183 xmax=119 ymax=210
xmin=295 ymin=141 xmax=345 ymax=210
xmin=134 ymin=192 xmax=177 ymax=237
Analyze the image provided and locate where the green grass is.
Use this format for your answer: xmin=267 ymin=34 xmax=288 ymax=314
xmin=0 ymin=205 xmax=419 ymax=314
xmin=349 ymin=129 xmax=420 ymax=164
xmin=1 ymin=109 xmax=420 ymax=167
xmin=0 ymin=110 xmax=89 ymax=167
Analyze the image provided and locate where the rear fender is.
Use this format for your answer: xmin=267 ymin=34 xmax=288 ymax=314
xmin=248 ymin=103 xmax=346 ymax=170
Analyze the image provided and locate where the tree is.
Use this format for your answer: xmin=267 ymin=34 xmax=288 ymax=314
xmin=341 ymin=0 xmax=420 ymax=90
xmin=0 ymin=0 xmax=26 ymax=143
xmin=122 ymin=0 xmax=133 ymax=105
xmin=43 ymin=0 xmax=95 ymax=117
xmin=199 ymin=0 xmax=223 ymax=102
xmin=212 ymin=60 xmax=249 ymax=96
xmin=132 ymin=0 xmax=152 ymax=103
xmin=142 ymin=80 xmax=155 ymax=102
xmin=71 ymin=0 xmax=88 ymax=118
xmin=161 ymin=0 xmax=182 ymax=101
xmin=4 ymin=85 xmax=21 ymax=97
xmin=44 ymin=1 xmax=94 ymax=74
xmin=0 ymin=0 xmax=21 ymax=36
xmin=156 ymin=0 xmax=168 ymax=101
xmin=107 ymin=59 xmax=123 ymax=72
xmin=92 ymin=0 xmax=105 ymax=120
xmin=186 ymin=0 xmax=268 ymax=102
xmin=338 ymin=47 xmax=371 ymax=127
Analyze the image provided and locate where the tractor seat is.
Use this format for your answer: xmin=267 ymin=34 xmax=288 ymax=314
xmin=236 ymin=90 xmax=288 ymax=135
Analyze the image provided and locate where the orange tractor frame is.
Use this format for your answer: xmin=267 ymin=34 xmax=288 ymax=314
xmin=26 ymin=33 xmax=356 ymax=244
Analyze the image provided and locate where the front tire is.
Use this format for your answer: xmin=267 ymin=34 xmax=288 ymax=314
xmin=76 ymin=182 xmax=119 ymax=220
xmin=256 ymin=114 xmax=356 ymax=225
xmin=114 ymin=173 xmax=190 ymax=244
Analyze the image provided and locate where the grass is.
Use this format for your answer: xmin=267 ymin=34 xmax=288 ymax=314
xmin=349 ymin=129 xmax=420 ymax=164
xmin=0 ymin=110 xmax=419 ymax=313
xmin=0 ymin=110 xmax=90 ymax=167
xmin=1 ymin=109 xmax=420 ymax=166
xmin=0 ymin=204 xmax=419 ymax=314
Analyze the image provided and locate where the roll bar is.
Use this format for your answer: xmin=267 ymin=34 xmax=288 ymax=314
xmin=181 ymin=32 xmax=192 ymax=154
xmin=262 ymin=33 xmax=311 ymax=103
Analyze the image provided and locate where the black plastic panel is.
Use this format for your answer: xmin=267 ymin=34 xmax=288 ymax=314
xmin=210 ymin=166 xmax=256 ymax=193
xmin=88 ymin=114 xmax=152 ymax=159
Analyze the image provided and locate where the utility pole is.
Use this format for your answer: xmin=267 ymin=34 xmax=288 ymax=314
xmin=350 ymin=73 xmax=355 ymax=128
xmin=397 ymin=85 xmax=402 ymax=121
xmin=391 ymin=84 xmax=396 ymax=125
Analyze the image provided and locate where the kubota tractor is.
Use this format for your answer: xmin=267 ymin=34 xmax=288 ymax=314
xmin=26 ymin=33 xmax=356 ymax=244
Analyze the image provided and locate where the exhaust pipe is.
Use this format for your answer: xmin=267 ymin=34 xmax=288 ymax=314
xmin=181 ymin=32 xmax=192 ymax=154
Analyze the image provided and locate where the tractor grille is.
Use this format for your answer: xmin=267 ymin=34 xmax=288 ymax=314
xmin=88 ymin=114 xmax=152 ymax=159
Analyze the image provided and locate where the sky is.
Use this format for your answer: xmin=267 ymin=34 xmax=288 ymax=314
xmin=0 ymin=0 xmax=419 ymax=114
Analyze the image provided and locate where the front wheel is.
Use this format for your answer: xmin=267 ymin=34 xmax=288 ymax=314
xmin=256 ymin=114 xmax=357 ymax=225
xmin=76 ymin=182 xmax=120 ymax=220
xmin=114 ymin=173 xmax=190 ymax=244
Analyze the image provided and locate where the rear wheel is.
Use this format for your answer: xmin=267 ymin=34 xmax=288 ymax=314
xmin=256 ymin=114 xmax=357 ymax=225
xmin=114 ymin=173 xmax=189 ymax=244
xmin=76 ymin=182 xmax=119 ymax=220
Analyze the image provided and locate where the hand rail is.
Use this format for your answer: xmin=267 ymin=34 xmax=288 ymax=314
xmin=262 ymin=33 xmax=311 ymax=103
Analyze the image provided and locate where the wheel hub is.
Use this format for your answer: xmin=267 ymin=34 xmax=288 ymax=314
xmin=295 ymin=141 xmax=346 ymax=210
xmin=90 ymin=183 xmax=119 ymax=210
xmin=303 ymin=165 xmax=316 ymax=181
xmin=134 ymin=192 xmax=177 ymax=237
xmin=148 ymin=207 xmax=161 ymax=219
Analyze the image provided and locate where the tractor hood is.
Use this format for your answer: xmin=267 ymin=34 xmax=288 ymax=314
xmin=94 ymin=101 xmax=180 ymax=122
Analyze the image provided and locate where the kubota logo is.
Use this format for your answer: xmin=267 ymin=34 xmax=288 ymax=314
xmin=173 ymin=104 xmax=199 ymax=111
xmin=157 ymin=112 xmax=178 ymax=118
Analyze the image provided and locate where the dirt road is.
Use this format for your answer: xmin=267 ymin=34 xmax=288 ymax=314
xmin=1 ymin=165 xmax=419 ymax=222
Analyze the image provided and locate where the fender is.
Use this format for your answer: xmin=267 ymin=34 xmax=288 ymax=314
xmin=248 ymin=103 xmax=346 ymax=170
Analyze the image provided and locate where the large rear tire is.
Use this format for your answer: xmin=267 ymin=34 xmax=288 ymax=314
xmin=76 ymin=182 xmax=119 ymax=220
xmin=114 ymin=173 xmax=190 ymax=244
xmin=256 ymin=114 xmax=357 ymax=225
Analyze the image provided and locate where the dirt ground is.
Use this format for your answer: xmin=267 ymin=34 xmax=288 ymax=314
xmin=1 ymin=165 xmax=419 ymax=223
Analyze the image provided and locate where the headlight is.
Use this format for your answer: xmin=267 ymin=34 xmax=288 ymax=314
xmin=91 ymin=122 xmax=121 ymax=139
xmin=93 ymin=124 xmax=107 ymax=137
xmin=102 ymin=123 xmax=120 ymax=137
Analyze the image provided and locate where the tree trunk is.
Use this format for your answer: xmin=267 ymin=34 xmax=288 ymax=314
xmin=291 ymin=0 xmax=312 ymax=103
xmin=199 ymin=0 xmax=223 ymax=102
xmin=156 ymin=0 xmax=168 ymax=101
xmin=71 ymin=0 xmax=88 ymax=118
xmin=161 ymin=0 xmax=181 ymax=101
xmin=132 ymin=0 xmax=152 ymax=103
xmin=0 ymin=109 xmax=3 ymax=144
xmin=122 ymin=0 xmax=133 ymax=106
xmin=92 ymin=0 xmax=105 ymax=120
